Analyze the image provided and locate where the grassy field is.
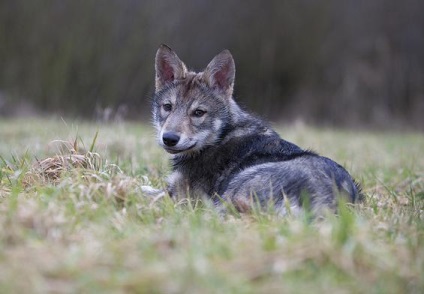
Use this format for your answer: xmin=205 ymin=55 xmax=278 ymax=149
xmin=0 ymin=118 xmax=423 ymax=293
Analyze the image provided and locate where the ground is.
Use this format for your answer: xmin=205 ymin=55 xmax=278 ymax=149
xmin=0 ymin=118 xmax=423 ymax=293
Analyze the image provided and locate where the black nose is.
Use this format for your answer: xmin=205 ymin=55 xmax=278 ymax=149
xmin=162 ymin=132 xmax=180 ymax=147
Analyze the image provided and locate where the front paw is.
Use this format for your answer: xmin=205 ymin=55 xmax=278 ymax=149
xmin=140 ymin=185 xmax=165 ymax=198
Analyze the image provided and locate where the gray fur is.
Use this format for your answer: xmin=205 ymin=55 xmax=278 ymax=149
xmin=152 ymin=45 xmax=361 ymax=216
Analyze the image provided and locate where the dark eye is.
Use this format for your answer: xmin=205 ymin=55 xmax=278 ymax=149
xmin=192 ymin=109 xmax=206 ymax=117
xmin=163 ymin=103 xmax=172 ymax=112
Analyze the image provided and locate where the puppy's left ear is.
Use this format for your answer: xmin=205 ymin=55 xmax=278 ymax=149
xmin=155 ymin=44 xmax=187 ymax=92
xmin=204 ymin=50 xmax=235 ymax=98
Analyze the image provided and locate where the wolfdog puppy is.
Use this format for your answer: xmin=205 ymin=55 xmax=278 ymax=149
xmin=152 ymin=44 xmax=361 ymax=216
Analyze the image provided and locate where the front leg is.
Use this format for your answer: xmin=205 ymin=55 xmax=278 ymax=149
xmin=167 ymin=169 xmax=213 ymax=202
xmin=166 ymin=170 xmax=191 ymax=200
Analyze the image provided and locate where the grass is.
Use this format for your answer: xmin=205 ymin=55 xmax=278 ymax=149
xmin=0 ymin=117 xmax=423 ymax=293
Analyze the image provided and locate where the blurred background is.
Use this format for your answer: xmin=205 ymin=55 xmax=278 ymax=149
xmin=0 ymin=0 xmax=423 ymax=130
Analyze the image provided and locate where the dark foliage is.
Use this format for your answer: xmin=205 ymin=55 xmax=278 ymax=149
xmin=0 ymin=0 xmax=423 ymax=129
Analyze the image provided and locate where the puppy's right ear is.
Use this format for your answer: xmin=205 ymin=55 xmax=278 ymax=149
xmin=203 ymin=49 xmax=235 ymax=98
xmin=155 ymin=44 xmax=187 ymax=92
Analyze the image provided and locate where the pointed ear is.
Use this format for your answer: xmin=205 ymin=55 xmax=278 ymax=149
xmin=155 ymin=44 xmax=187 ymax=91
xmin=203 ymin=50 xmax=235 ymax=97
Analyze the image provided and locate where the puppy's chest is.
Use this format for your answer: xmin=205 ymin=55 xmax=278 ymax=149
xmin=167 ymin=166 xmax=220 ymax=199
xmin=168 ymin=148 xmax=246 ymax=198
